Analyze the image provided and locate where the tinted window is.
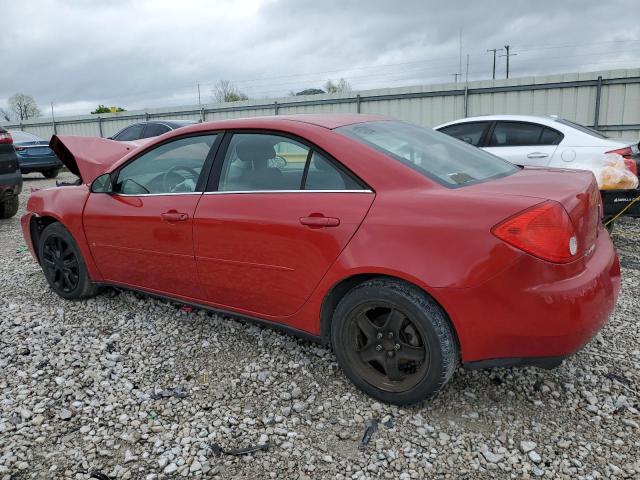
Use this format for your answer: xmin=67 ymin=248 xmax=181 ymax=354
xmin=113 ymin=124 xmax=144 ymax=141
xmin=488 ymin=122 xmax=544 ymax=147
xmin=218 ymin=134 xmax=309 ymax=191
xmin=115 ymin=135 xmax=217 ymax=194
xmin=438 ymin=122 xmax=489 ymax=146
xmin=338 ymin=121 xmax=517 ymax=188
xmin=539 ymin=127 xmax=563 ymax=145
xmin=305 ymin=152 xmax=362 ymax=190
xmin=141 ymin=123 xmax=171 ymax=139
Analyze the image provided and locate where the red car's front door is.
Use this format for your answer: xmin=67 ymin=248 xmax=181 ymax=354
xmin=83 ymin=134 xmax=219 ymax=298
xmin=193 ymin=132 xmax=374 ymax=318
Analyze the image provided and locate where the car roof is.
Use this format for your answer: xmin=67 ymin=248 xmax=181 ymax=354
xmin=436 ymin=114 xmax=561 ymax=129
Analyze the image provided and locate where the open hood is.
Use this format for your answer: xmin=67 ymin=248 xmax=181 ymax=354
xmin=49 ymin=135 xmax=146 ymax=183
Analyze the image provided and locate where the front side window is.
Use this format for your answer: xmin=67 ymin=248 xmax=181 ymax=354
xmin=115 ymin=135 xmax=217 ymax=194
xmin=488 ymin=122 xmax=544 ymax=147
xmin=113 ymin=124 xmax=144 ymax=141
xmin=438 ymin=122 xmax=489 ymax=146
xmin=338 ymin=121 xmax=517 ymax=188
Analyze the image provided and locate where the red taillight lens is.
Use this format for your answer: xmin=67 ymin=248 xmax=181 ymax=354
xmin=0 ymin=132 xmax=13 ymax=144
xmin=492 ymin=201 xmax=578 ymax=263
xmin=14 ymin=146 xmax=25 ymax=151
xmin=623 ymin=158 xmax=638 ymax=176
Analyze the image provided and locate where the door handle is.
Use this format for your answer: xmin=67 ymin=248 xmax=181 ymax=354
xmin=527 ymin=152 xmax=549 ymax=159
xmin=300 ymin=215 xmax=340 ymax=227
xmin=161 ymin=211 xmax=189 ymax=222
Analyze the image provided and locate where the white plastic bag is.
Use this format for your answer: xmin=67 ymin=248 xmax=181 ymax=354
xmin=594 ymin=154 xmax=639 ymax=190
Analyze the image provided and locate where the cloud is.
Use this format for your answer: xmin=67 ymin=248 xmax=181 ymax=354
xmin=1 ymin=0 xmax=638 ymax=116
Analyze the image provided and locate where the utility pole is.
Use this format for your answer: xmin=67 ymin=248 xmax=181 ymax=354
xmin=486 ymin=48 xmax=502 ymax=80
xmin=465 ymin=54 xmax=469 ymax=84
xmin=452 ymin=73 xmax=461 ymax=84
xmin=458 ymin=29 xmax=463 ymax=83
xmin=197 ymin=82 xmax=201 ymax=106
xmin=50 ymin=101 xmax=57 ymax=135
xmin=499 ymin=45 xmax=517 ymax=79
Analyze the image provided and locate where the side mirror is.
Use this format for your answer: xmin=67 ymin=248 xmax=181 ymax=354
xmin=91 ymin=173 xmax=113 ymax=193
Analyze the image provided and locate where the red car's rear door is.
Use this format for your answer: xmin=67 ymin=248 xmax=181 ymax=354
xmin=193 ymin=132 xmax=374 ymax=318
xmin=83 ymin=134 xmax=219 ymax=298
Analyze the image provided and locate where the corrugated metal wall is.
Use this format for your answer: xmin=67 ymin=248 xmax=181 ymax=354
xmin=3 ymin=68 xmax=639 ymax=140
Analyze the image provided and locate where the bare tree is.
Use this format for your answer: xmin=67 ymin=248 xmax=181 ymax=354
xmin=0 ymin=107 xmax=11 ymax=122
xmin=324 ymin=78 xmax=352 ymax=94
xmin=8 ymin=93 xmax=41 ymax=121
xmin=212 ymin=80 xmax=248 ymax=103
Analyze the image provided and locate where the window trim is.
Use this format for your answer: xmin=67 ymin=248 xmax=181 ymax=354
xmin=109 ymin=132 xmax=223 ymax=196
xmin=485 ymin=121 xmax=564 ymax=148
xmin=205 ymin=129 xmax=372 ymax=193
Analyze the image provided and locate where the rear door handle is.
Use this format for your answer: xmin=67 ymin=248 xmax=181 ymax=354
xmin=161 ymin=211 xmax=189 ymax=222
xmin=527 ymin=152 xmax=549 ymax=159
xmin=300 ymin=216 xmax=340 ymax=227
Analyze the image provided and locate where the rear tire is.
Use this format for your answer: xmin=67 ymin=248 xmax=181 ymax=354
xmin=331 ymin=278 xmax=458 ymax=405
xmin=43 ymin=169 xmax=59 ymax=179
xmin=38 ymin=222 xmax=98 ymax=300
xmin=0 ymin=195 xmax=19 ymax=219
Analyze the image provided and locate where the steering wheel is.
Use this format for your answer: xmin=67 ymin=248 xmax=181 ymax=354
xmin=161 ymin=165 xmax=199 ymax=192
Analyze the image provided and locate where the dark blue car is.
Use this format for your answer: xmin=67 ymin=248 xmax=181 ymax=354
xmin=10 ymin=130 xmax=63 ymax=178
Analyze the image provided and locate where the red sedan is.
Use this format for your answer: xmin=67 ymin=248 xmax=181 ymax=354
xmin=21 ymin=114 xmax=620 ymax=405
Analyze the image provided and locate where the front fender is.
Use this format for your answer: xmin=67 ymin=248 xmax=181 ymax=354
xmin=23 ymin=185 xmax=103 ymax=282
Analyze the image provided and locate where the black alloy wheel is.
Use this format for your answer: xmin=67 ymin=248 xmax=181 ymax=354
xmin=345 ymin=303 xmax=429 ymax=392
xmin=42 ymin=235 xmax=80 ymax=293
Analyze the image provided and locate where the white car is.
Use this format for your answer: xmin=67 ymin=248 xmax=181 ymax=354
xmin=435 ymin=114 xmax=640 ymax=221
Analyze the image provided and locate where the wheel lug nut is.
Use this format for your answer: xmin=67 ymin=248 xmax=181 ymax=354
xmin=387 ymin=331 xmax=394 ymax=339
xmin=387 ymin=351 xmax=394 ymax=357
xmin=394 ymin=343 xmax=401 ymax=351
xmin=375 ymin=345 xmax=383 ymax=351
xmin=376 ymin=332 xmax=383 ymax=340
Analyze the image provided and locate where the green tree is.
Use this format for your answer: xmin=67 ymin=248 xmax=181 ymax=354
xmin=91 ymin=105 xmax=126 ymax=114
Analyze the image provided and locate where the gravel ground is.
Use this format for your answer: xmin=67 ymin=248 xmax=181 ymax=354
xmin=1 ymin=172 xmax=639 ymax=480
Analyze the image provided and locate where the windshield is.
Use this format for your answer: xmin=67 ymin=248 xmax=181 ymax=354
xmin=555 ymin=118 xmax=608 ymax=139
xmin=337 ymin=121 xmax=518 ymax=187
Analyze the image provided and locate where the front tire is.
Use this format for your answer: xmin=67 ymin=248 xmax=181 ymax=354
xmin=331 ymin=278 xmax=458 ymax=405
xmin=43 ymin=169 xmax=59 ymax=179
xmin=0 ymin=195 xmax=19 ymax=219
xmin=38 ymin=223 xmax=98 ymax=299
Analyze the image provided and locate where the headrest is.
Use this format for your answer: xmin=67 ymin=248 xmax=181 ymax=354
xmin=236 ymin=137 xmax=276 ymax=163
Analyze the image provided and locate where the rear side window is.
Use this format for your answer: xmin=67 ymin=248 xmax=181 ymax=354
xmin=338 ymin=121 xmax=517 ymax=188
xmin=539 ymin=127 xmax=564 ymax=145
xmin=488 ymin=122 xmax=544 ymax=147
xmin=305 ymin=152 xmax=362 ymax=190
xmin=113 ymin=124 xmax=144 ymax=141
xmin=438 ymin=122 xmax=489 ymax=146
xmin=141 ymin=123 xmax=171 ymax=138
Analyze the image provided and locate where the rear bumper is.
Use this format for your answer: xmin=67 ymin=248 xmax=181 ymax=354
xmin=436 ymin=230 xmax=621 ymax=363
xmin=18 ymin=155 xmax=62 ymax=172
xmin=601 ymin=188 xmax=640 ymax=218
xmin=0 ymin=170 xmax=23 ymax=200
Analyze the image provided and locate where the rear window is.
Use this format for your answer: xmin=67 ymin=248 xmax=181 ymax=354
xmin=555 ymin=118 xmax=608 ymax=139
xmin=9 ymin=130 xmax=41 ymax=143
xmin=337 ymin=121 xmax=518 ymax=187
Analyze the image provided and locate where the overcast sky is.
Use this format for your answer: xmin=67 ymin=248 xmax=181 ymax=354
xmin=1 ymin=0 xmax=639 ymax=117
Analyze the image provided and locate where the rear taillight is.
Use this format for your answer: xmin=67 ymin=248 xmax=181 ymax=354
xmin=14 ymin=146 xmax=25 ymax=151
xmin=0 ymin=132 xmax=12 ymax=144
xmin=492 ymin=201 xmax=578 ymax=263
xmin=606 ymin=147 xmax=638 ymax=175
